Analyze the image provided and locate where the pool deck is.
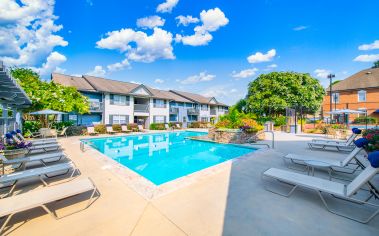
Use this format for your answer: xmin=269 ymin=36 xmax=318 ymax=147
xmin=3 ymin=130 xmax=379 ymax=235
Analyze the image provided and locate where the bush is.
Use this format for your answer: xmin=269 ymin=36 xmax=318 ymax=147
xmin=150 ymin=123 xmax=165 ymax=130
xmin=23 ymin=120 xmax=41 ymax=134
xmin=188 ymin=121 xmax=209 ymax=128
xmin=94 ymin=124 xmax=106 ymax=134
xmin=51 ymin=121 xmax=74 ymax=130
xmin=128 ymin=123 xmax=139 ymax=131
xmin=353 ymin=117 xmax=377 ymax=124
xmin=66 ymin=125 xmax=86 ymax=136
xmin=362 ymin=129 xmax=379 ymax=152
xmin=169 ymin=122 xmax=182 ymax=128
xmin=112 ymin=124 xmax=122 ymax=132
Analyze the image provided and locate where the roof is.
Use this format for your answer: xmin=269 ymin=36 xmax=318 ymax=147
xmin=82 ymin=75 xmax=140 ymax=95
xmin=170 ymin=90 xmax=228 ymax=106
xmin=328 ymin=67 xmax=379 ymax=92
xmin=51 ymin=73 xmax=97 ymax=92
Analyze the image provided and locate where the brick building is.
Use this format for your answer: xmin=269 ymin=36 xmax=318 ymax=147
xmin=322 ymin=67 xmax=379 ymax=123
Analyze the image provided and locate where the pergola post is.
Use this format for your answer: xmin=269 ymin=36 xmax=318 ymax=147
xmin=2 ymin=104 xmax=8 ymax=135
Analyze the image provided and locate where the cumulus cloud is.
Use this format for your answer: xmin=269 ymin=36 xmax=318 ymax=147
xmin=203 ymin=86 xmax=237 ymax=98
xmin=154 ymin=79 xmax=164 ymax=84
xmin=231 ymin=68 xmax=258 ymax=79
xmin=0 ymin=0 xmax=68 ymax=71
xmin=247 ymin=49 xmax=276 ymax=64
xmin=175 ymin=15 xmax=199 ymax=26
xmin=107 ymin=59 xmax=130 ymax=72
xmin=87 ymin=65 xmax=106 ymax=77
xmin=156 ymin=0 xmax=179 ymax=13
xmin=358 ymin=40 xmax=379 ymax=51
xmin=314 ymin=69 xmax=331 ymax=79
xmin=136 ymin=15 xmax=165 ymax=29
xmin=180 ymin=72 xmax=215 ymax=85
xmin=293 ymin=25 xmax=308 ymax=31
xmin=353 ymin=54 xmax=379 ymax=62
xmin=176 ymin=8 xmax=229 ymax=46
xmin=96 ymin=27 xmax=175 ymax=63
xmin=32 ymin=51 xmax=67 ymax=76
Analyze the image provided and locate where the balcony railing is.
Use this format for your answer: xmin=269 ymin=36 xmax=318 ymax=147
xmin=89 ymin=101 xmax=103 ymax=112
xmin=134 ymin=104 xmax=149 ymax=112
xmin=210 ymin=109 xmax=217 ymax=115
xmin=170 ymin=107 xmax=179 ymax=114
xmin=187 ymin=108 xmax=200 ymax=115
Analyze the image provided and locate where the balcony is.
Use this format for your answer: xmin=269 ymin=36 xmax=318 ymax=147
xmin=134 ymin=104 xmax=149 ymax=113
xmin=187 ymin=108 xmax=200 ymax=115
xmin=210 ymin=109 xmax=217 ymax=115
xmin=170 ymin=107 xmax=179 ymax=114
xmin=89 ymin=101 xmax=103 ymax=112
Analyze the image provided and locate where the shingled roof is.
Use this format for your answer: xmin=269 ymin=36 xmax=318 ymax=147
xmin=51 ymin=73 xmax=97 ymax=92
xmin=328 ymin=67 xmax=379 ymax=92
xmin=170 ymin=90 xmax=227 ymax=106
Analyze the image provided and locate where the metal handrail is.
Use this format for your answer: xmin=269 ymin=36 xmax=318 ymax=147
xmin=255 ymin=130 xmax=275 ymax=149
xmin=134 ymin=104 xmax=149 ymax=112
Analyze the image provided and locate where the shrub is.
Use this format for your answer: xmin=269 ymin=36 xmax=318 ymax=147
xmin=66 ymin=125 xmax=86 ymax=136
xmin=23 ymin=120 xmax=41 ymax=134
xmin=188 ymin=121 xmax=209 ymax=128
xmin=128 ymin=123 xmax=139 ymax=131
xmin=51 ymin=121 xmax=74 ymax=130
xmin=362 ymin=129 xmax=379 ymax=152
xmin=94 ymin=124 xmax=106 ymax=134
xmin=353 ymin=117 xmax=377 ymax=124
xmin=169 ymin=122 xmax=182 ymax=128
xmin=112 ymin=124 xmax=122 ymax=132
xmin=150 ymin=123 xmax=165 ymax=130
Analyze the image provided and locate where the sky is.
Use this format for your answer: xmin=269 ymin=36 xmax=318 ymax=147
xmin=1 ymin=0 xmax=379 ymax=105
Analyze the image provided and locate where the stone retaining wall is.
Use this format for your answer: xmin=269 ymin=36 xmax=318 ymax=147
xmin=208 ymin=128 xmax=265 ymax=144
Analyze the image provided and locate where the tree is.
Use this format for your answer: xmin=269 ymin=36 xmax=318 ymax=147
xmin=245 ymin=72 xmax=325 ymax=116
xmin=233 ymin=99 xmax=247 ymax=113
xmin=372 ymin=60 xmax=379 ymax=68
xmin=11 ymin=68 xmax=89 ymax=115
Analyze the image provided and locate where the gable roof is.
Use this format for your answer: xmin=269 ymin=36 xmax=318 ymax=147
xmin=82 ymin=75 xmax=140 ymax=94
xmin=328 ymin=68 xmax=379 ymax=92
xmin=51 ymin=73 xmax=97 ymax=92
xmin=169 ymin=90 xmax=227 ymax=106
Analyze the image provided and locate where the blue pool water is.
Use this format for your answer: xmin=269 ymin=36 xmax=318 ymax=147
xmin=82 ymin=131 xmax=256 ymax=185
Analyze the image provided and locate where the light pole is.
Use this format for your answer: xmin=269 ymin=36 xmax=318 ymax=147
xmin=328 ymin=73 xmax=335 ymax=123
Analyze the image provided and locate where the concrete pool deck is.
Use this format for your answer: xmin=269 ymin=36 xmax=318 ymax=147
xmin=2 ymin=130 xmax=379 ymax=235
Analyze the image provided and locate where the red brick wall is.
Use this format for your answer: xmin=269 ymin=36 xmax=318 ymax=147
xmin=322 ymin=88 xmax=379 ymax=122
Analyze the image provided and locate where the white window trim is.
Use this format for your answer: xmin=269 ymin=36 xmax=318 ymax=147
xmin=357 ymin=90 xmax=367 ymax=102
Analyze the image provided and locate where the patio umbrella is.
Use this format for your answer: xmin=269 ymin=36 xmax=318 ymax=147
xmin=326 ymin=109 xmax=367 ymax=128
xmin=29 ymin=109 xmax=67 ymax=127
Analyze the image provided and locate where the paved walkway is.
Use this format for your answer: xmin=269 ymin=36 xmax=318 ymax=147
xmin=3 ymin=131 xmax=379 ymax=236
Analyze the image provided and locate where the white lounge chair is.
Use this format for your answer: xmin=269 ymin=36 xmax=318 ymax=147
xmin=310 ymin=132 xmax=358 ymax=145
xmin=121 ymin=125 xmax=131 ymax=133
xmin=164 ymin=124 xmax=172 ymax=131
xmin=262 ymin=165 xmax=379 ymax=223
xmin=308 ymin=137 xmax=356 ymax=152
xmin=106 ymin=126 xmax=117 ymax=134
xmin=26 ymin=143 xmax=61 ymax=154
xmin=0 ymin=162 xmax=77 ymax=198
xmin=175 ymin=123 xmax=182 ymax=129
xmin=87 ymin=126 xmax=99 ymax=136
xmin=14 ymin=130 xmax=57 ymax=145
xmin=138 ymin=125 xmax=147 ymax=132
xmin=0 ymin=177 xmax=99 ymax=234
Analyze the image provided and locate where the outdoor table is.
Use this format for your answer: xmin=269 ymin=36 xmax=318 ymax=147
xmin=303 ymin=160 xmax=332 ymax=180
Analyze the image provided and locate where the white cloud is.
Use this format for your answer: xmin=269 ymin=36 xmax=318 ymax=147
xmin=180 ymin=72 xmax=215 ymax=85
xmin=353 ymin=54 xmax=379 ymax=62
xmin=314 ymin=69 xmax=331 ymax=79
xmin=231 ymin=68 xmax=258 ymax=79
xmin=156 ymin=0 xmax=179 ymax=13
xmin=0 ymin=0 xmax=68 ymax=69
xmin=247 ymin=49 xmax=276 ymax=64
xmin=293 ymin=25 xmax=308 ymax=31
xmin=263 ymin=64 xmax=278 ymax=71
xmin=154 ymin=79 xmax=164 ymax=84
xmin=175 ymin=15 xmax=199 ymax=26
xmin=176 ymin=8 xmax=229 ymax=46
xmin=96 ymin=27 xmax=175 ymax=63
xmin=202 ymin=85 xmax=238 ymax=105
xmin=32 ymin=51 xmax=67 ymax=76
xmin=87 ymin=65 xmax=106 ymax=77
xmin=107 ymin=59 xmax=130 ymax=71
xmin=136 ymin=15 xmax=165 ymax=29
xmin=358 ymin=40 xmax=379 ymax=51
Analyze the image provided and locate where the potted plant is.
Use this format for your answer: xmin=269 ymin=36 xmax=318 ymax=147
xmin=362 ymin=129 xmax=379 ymax=153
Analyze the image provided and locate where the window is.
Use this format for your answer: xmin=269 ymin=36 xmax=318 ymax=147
xmin=185 ymin=103 xmax=193 ymax=108
xmin=110 ymin=94 xmax=129 ymax=106
xmin=357 ymin=108 xmax=367 ymax=118
xmin=110 ymin=115 xmax=129 ymax=124
xmin=68 ymin=115 xmax=77 ymax=121
xmin=153 ymin=116 xmax=166 ymax=123
xmin=153 ymin=99 xmax=166 ymax=108
xmin=358 ymin=90 xmax=367 ymax=102
xmin=201 ymin=104 xmax=208 ymax=111
xmin=331 ymin=93 xmax=339 ymax=104
xmin=201 ymin=117 xmax=209 ymax=122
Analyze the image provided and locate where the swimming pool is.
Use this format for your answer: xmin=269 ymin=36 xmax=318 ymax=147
xmin=82 ymin=131 xmax=256 ymax=185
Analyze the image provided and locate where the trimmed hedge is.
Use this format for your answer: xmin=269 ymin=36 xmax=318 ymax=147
xmin=353 ymin=117 xmax=377 ymax=124
xmin=66 ymin=125 xmax=86 ymax=136
xmin=150 ymin=123 xmax=166 ymax=130
xmin=94 ymin=124 xmax=106 ymax=134
xmin=128 ymin=123 xmax=139 ymax=131
xmin=112 ymin=124 xmax=122 ymax=132
xmin=188 ymin=121 xmax=210 ymax=128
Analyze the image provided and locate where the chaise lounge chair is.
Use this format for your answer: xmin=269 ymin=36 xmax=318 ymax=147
xmin=138 ymin=125 xmax=147 ymax=132
xmin=87 ymin=126 xmax=99 ymax=136
xmin=106 ymin=126 xmax=117 ymax=134
xmin=0 ymin=177 xmax=99 ymax=234
xmin=262 ymin=152 xmax=379 ymax=223
xmin=15 ymin=129 xmax=57 ymax=145
xmin=1 ymin=162 xmax=77 ymax=198
xmin=307 ymin=128 xmax=361 ymax=152
xmin=310 ymin=129 xmax=359 ymax=145
xmin=121 ymin=124 xmax=132 ymax=133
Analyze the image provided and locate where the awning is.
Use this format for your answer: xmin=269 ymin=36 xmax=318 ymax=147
xmin=0 ymin=61 xmax=32 ymax=108
xmin=29 ymin=109 xmax=67 ymax=115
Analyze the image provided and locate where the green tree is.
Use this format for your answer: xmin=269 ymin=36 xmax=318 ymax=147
xmin=11 ymin=68 xmax=89 ymax=114
xmin=245 ymin=72 xmax=325 ymax=116
xmin=372 ymin=60 xmax=379 ymax=68
xmin=233 ymin=99 xmax=247 ymax=113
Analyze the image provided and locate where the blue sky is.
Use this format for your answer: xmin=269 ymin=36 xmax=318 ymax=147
xmin=1 ymin=0 xmax=379 ymax=105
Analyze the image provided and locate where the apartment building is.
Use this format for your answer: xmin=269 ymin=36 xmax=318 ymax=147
xmin=51 ymin=73 xmax=229 ymax=128
xmin=322 ymin=67 xmax=379 ymax=122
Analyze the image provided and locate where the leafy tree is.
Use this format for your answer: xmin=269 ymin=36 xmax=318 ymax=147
xmin=233 ymin=99 xmax=247 ymax=113
xmin=245 ymin=72 xmax=325 ymax=116
xmin=372 ymin=60 xmax=379 ymax=68
xmin=11 ymin=68 xmax=89 ymax=114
